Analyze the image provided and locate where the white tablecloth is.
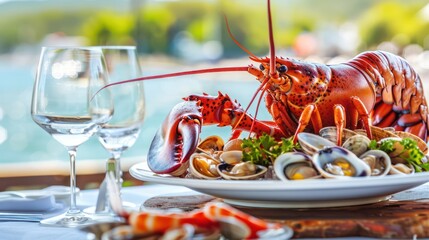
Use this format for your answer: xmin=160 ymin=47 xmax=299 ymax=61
xmin=0 ymin=184 xmax=195 ymax=240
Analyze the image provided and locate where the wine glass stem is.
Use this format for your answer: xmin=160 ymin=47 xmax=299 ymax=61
xmin=107 ymin=152 xmax=122 ymax=188
xmin=67 ymin=148 xmax=79 ymax=214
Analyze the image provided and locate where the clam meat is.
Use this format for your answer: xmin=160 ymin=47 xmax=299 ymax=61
xmin=312 ymin=146 xmax=371 ymax=178
xmin=189 ymin=153 xmax=221 ymax=179
xmin=197 ymin=135 xmax=224 ymax=153
xmin=359 ymin=150 xmax=391 ymax=177
xmin=217 ymin=162 xmax=267 ymax=180
xmin=274 ymin=152 xmax=319 ymax=181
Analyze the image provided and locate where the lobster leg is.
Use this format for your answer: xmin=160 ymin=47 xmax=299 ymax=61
xmin=333 ymin=104 xmax=346 ymax=146
xmin=266 ymin=94 xmax=296 ymax=137
xmin=292 ymin=104 xmax=323 ymax=143
xmin=350 ymin=96 xmax=373 ymax=139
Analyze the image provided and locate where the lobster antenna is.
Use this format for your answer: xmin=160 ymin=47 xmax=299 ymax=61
xmin=248 ymin=86 xmax=268 ymax=137
xmin=267 ymin=0 xmax=278 ymax=78
xmin=233 ymin=75 xmax=270 ymax=131
xmin=224 ymin=15 xmax=259 ymax=59
xmin=92 ymin=66 xmax=248 ymax=100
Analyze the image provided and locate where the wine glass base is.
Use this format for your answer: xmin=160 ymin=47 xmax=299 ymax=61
xmin=40 ymin=211 xmax=115 ymax=227
xmin=83 ymin=201 xmax=137 ymax=215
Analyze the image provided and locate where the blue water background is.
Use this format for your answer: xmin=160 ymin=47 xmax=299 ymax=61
xmin=0 ymin=56 xmax=271 ymax=165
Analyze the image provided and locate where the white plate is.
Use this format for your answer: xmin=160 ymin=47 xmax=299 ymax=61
xmin=129 ymin=161 xmax=429 ymax=208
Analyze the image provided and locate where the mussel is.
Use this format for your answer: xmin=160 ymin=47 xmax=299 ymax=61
xmin=274 ymin=152 xmax=320 ymax=181
xmin=312 ymin=146 xmax=371 ymax=178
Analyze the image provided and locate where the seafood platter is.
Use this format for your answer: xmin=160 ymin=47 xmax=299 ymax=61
xmin=94 ymin=0 xmax=429 ymax=207
xmin=130 ymin=125 xmax=429 ymax=207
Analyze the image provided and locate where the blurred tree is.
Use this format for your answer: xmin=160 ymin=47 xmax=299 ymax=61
xmin=358 ymin=1 xmax=429 ymax=51
xmin=82 ymin=11 xmax=135 ymax=45
xmin=0 ymin=10 xmax=91 ymax=52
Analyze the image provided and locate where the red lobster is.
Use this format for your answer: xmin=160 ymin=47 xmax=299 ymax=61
xmin=100 ymin=0 xmax=428 ymax=176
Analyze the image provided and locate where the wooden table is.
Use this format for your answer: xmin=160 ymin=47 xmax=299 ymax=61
xmin=143 ymin=183 xmax=429 ymax=239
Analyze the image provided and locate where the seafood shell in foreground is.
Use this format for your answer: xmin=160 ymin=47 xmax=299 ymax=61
xmin=359 ymin=150 xmax=391 ymax=177
xmin=189 ymin=153 xmax=221 ymax=179
xmin=274 ymin=152 xmax=320 ymax=181
xmin=312 ymin=146 xmax=371 ymax=179
xmin=297 ymin=132 xmax=336 ymax=155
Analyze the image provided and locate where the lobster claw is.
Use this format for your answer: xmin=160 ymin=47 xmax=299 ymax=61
xmin=147 ymin=101 xmax=202 ymax=177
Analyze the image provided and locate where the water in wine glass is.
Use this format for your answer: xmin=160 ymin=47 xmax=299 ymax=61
xmin=98 ymin=125 xmax=140 ymax=153
xmin=32 ymin=115 xmax=98 ymax=147
xmin=31 ymin=46 xmax=113 ymax=227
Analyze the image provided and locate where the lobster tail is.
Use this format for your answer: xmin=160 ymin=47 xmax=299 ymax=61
xmin=347 ymin=51 xmax=428 ymax=140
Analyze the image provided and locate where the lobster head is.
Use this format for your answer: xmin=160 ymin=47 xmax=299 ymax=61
xmin=248 ymin=56 xmax=329 ymax=98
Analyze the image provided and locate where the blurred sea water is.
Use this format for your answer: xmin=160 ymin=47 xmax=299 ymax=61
xmin=0 ymin=56 xmax=269 ymax=165
xmin=3 ymin=51 xmax=429 ymax=166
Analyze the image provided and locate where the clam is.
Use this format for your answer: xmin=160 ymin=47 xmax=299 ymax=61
xmin=342 ymin=134 xmax=371 ymax=156
xmin=319 ymin=127 xmax=357 ymax=145
xmin=219 ymin=150 xmax=243 ymax=164
xmin=359 ymin=150 xmax=391 ymax=177
xmin=274 ymin=152 xmax=320 ymax=181
xmin=223 ymin=138 xmax=243 ymax=151
xmin=390 ymin=163 xmax=414 ymax=175
xmin=189 ymin=153 xmax=221 ymax=179
xmin=197 ymin=135 xmax=224 ymax=153
xmin=297 ymin=132 xmax=336 ymax=155
xmin=312 ymin=146 xmax=371 ymax=179
xmin=355 ymin=126 xmax=399 ymax=141
xmin=395 ymin=131 xmax=428 ymax=154
xmin=217 ymin=162 xmax=267 ymax=180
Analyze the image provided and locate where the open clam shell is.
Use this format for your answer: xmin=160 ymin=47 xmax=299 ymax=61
xmin=189 ymin=153 xmax=221 ymax=180
xmin=197 ymin=135 xmax=224 ymax=153
xmin=360 ymin=150 xmax=391 ymax=177
xmin=312 ymin=146 xmax=371 ymax=179
xmin=274 ymin=152 xmax=320 ymax=181
xmin=395 ymin=131 xmax=428 ymax=154
xmin=390 ymin=163 xmax=415 ymax=175
xmin=297 ymin=132 xmax=336 ymax=155
xmin=355 ymin=126 xmax=399 ymax=141
xmin=217 ymin=161 xmax=267 ymax=180
xmin=319 ymin=127 xmax=357 ymax=145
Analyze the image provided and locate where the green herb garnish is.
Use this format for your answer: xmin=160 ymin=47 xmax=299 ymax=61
xmin=241 ymin=133 xmax=299 ymax=167
xmin=369 ymin=137 xmax=428 ymax=172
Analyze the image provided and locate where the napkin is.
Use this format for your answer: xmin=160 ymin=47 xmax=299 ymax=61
xmin=0 ymin=195 xmax=60 ymax=212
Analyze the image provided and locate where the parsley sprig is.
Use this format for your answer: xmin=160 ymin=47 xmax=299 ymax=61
xmin=369 ymin=138 xmax=429 ymax=172
xmin=241 ymin=134 xmax=299 ymax=167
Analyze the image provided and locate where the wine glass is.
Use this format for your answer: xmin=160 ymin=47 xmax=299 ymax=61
xmin=31 ymin=47 xmax=113 ymax=227
xmin=92 ymin=46 xmax=145 ymax=214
